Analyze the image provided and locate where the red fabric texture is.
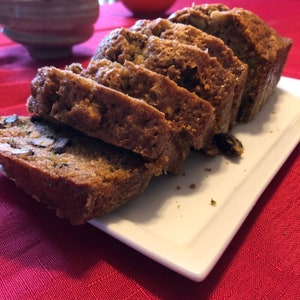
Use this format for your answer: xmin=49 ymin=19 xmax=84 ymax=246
xmin=0 ymin=1 xmax=299 ymax=299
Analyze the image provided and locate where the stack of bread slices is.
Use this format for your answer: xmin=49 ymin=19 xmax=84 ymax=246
xmin=0 ymin=4 xmax=292 ymax=224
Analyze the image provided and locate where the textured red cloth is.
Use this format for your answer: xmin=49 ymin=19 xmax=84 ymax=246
xmin=0 ymin=1 xmax=299 ymax=299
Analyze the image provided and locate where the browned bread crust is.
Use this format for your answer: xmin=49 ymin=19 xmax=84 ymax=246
xmin=169 ymin=4 xmax=292 ymax=122
xmin=1 ymin=4 xmax=291 ymax=225
xmin=27 ymin=66 xmax=180 ymax=175
xmin=0 ymin=116 xmax=153 ymax=224
xmin=130 ymin=18 xmax=248 ymax=129
xmin=69 ymin=59 xmax=215 ymax=152
xmin=93 ymin=28 xmax=235 ymax=135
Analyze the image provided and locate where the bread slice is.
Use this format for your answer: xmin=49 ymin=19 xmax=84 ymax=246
xmin=27 ymin=66 xmax=181 ymax=175
xmin=93 ymin=28 xmax=235 ymax=135
xmin=130 ymin=18 xmax=248 ymax=129
xmin=68 ymin=59 xmax=215 ymax=152
xmin=0 ymin=115 xmax=153 ymax=224
xmin=169 ymin=4 xmax=292 ymax=122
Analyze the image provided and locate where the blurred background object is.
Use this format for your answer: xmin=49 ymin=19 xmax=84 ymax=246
xmin=120 ymin=0 xmax=176 ymax=17
xmin=99 ymin=0 xmax=118 ymax=4
xmin=0 ymin=0 xmax=99 ymax=59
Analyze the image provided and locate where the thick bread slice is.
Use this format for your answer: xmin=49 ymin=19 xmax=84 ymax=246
xmin=0 ymin=115 xmax=153 ymax=225
xmin=68 ymin=59 xmax=215 ymax=151
xmin=169 ymin=4 xmax=292 ymax=122
xmin=27 ymin=66 xmax=180 ymax=175
xmin=93 ymin=28 xmax=235 ymax=135
xmin=130 ymin=18 xmax=248 ymax=129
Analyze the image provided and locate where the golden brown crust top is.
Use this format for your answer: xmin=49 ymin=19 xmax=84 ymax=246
xmin=171 ymin=4 xmax=292 ymax=61
xmin=228 ymin=8 xmax=292 ymax=60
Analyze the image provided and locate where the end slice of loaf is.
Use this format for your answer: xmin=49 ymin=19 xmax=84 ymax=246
xmin=27 ymin=66 xmax=180 ymax=175
xmin=93 ymin=28 xmax=235 ymax=135
xmin=169 ymin=4 xmax=292 ymax=122
xmin=0 ymin=115 xmax=153 ymax=224
xmin=130 ymin=18 xmax=248 ymax=129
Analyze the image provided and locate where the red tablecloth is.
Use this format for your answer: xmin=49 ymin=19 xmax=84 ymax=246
xmin=0 ymin=0 xmax=299 ymax=299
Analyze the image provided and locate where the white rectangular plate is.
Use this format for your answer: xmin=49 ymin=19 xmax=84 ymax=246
xmin=89 ymin=77 xmax=300 ymax=281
